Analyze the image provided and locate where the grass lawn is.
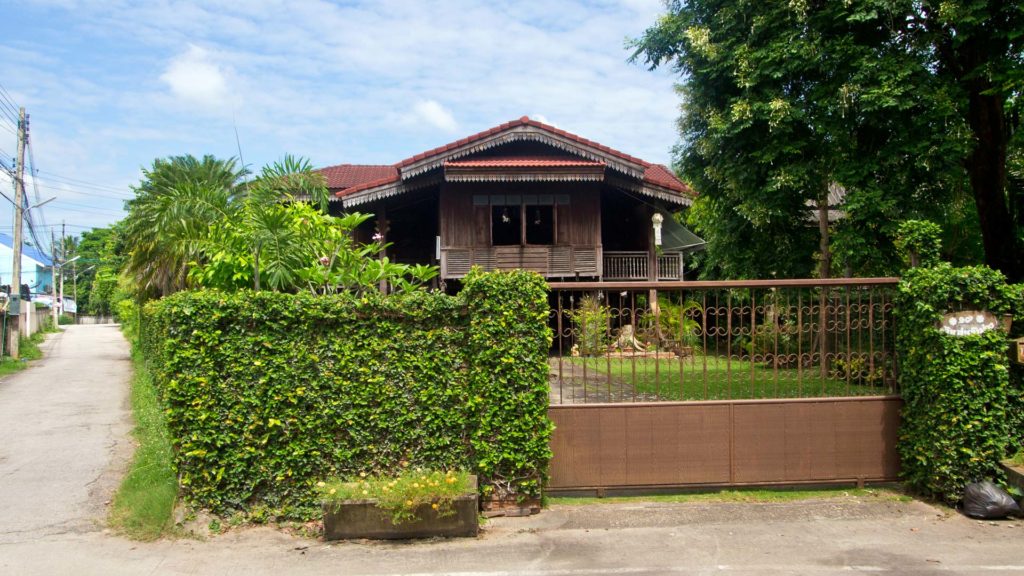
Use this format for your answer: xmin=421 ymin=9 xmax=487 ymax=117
xmin=548 ymin=486 xmax=912 ymax=506
xmin=0 ymin=328 xmax=57 ymax=378
xmin=566 ymin=354 xmax=895 ymax=400
xmin=108 ymin=348 xmax=178 ymax=540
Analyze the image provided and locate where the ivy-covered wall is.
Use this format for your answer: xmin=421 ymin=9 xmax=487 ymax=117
xmin=895 ymin=263 xmax=1021 ymax=503
xmin=140 ymin=269 xmax=552 ymax=518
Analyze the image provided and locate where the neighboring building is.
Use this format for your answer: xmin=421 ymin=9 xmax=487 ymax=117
xmin=320 ymin=117 xmax=702 ymax=283
xmin=0 ymin=232 xmax=53 ymax=298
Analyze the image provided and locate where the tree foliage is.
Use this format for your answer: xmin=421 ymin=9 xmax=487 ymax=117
xmin=632 ymin=0 xmax=1022 ymax=280
xmin=122 ymin=154 xmax=246 ymax=297
xmin=122 ymin=154 xmax=435 ymax=298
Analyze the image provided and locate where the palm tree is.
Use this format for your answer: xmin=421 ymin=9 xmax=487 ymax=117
xmin=122 ymin=155 xmax=245 ymax=297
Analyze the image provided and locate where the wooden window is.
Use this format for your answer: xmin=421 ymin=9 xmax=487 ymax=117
xmin=485 ymin=194 xmax=566 ymax=246
xmin=525 ymin=205 xmax=554 ymax=245
xmin=491 ymin=205 xmax=521 ymax=246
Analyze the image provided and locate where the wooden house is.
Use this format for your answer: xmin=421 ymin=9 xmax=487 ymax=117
xmin=319 ymin=117 xmax=700 ymax=283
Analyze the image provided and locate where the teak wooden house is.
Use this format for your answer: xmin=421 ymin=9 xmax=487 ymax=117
xmin=320 ymin=117 xmax=699 ymax=283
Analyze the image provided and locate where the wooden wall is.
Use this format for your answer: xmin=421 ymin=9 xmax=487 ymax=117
xmin=439 ymin=182 xmax=601 ymax=249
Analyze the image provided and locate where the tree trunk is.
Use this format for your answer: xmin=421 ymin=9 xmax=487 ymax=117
xmin=817 ymin=186 xmax=830 ymax=378
xmin=966 ymin=85 xmax=1020 ymax=282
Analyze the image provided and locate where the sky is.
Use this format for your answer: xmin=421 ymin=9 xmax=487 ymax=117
xmin=0 ymin=0 xmax=683 ymax=253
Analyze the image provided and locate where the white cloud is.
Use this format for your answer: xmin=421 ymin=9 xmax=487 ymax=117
xmin=413 ymin=100 xmax=458 ymax=133
xmin=159 ymin=44 xmax=230 ymax=109
xmin=3 ymin=0 xmax=684 ymax=232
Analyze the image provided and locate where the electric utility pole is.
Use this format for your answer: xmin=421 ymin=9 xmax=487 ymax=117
xmin=51 ymin=229 xmax=58 ymax=328
xmin=58 ymin=221 xmax=66 ymax=323
xmin=8 ymin=107 xmax=26 ymax=359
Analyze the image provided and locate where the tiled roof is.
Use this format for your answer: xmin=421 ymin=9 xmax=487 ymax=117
xmin=445 ymin=156 xmax=605 ymax=168
xmin=330 ymin=117 xmax=694 ymax=199
xmin=643 ymin=164 xmax=690 ymax=195
xmin=335 ymin=174 xmax=402 ymax=197
xmin=319 ymin=164 xmax=397 ymax=190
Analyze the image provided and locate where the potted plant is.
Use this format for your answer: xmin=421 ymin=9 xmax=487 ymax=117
xmin=318 ymin=469 xmax=478 ymax=540
xmin=1002 ymin=450 xmax=1024 ymax=496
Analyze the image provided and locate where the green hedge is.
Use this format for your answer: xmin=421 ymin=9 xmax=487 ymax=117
xmin=895 ymin=263 xmax=1020 ymax=503
xmin=140 ymin=269 xmax=552 ymax=518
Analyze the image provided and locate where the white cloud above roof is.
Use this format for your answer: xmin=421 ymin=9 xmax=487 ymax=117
xmin=413 ymin=100 xmax=458 ymax=133
xmin=160 ymin=44 xmax=230 ymax=110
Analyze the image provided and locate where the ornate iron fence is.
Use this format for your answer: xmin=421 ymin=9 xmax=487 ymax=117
xmin=548 ymin=278 xmax=899 ymax=404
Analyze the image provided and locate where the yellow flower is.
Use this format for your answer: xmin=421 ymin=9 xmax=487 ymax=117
xmin=316 ymin=481 xmax=326 ymax=487
xmin=431 ymin=503 xmax=439 ymax=510
xmin=446 ymin=477 xmax=455 ymax=484
xmin=329 ymin=488 xmax=336 ymax=495
xmin=359 ymin=471 xmax=367 ymax=478
xmin=405 ymin=500 xmax=413 ymax=506
xmin=362 ymin=490 xmax=368 ymax=495
xmin=413 ymin=483 xmax=420 ymax=488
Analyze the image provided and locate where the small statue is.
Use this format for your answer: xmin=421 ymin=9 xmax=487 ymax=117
xmin=610 ymin=324 xmax=646 ymax=352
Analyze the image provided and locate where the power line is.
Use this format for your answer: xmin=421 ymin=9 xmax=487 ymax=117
xmin=0 ymin=82 xmax=21 ymax=123
xmin=32 ymin=170 xmax=134 ymax=196
xmin=0 ymin=223 xmax=103 ymax=231
xmin=28 ymin=181 xmax=133 ymax=202
xmin=25 ymin=125 xmax=50 ymax=255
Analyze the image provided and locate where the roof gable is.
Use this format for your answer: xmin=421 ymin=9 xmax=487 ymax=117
xmin=324 ymin=116 xmax=694 ymax=206
xmin=397 ymin=116 xmax=649 ymax=181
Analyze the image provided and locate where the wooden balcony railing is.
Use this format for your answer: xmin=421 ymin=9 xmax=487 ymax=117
xmin=603 ymin=251 xmax=683 ymax=281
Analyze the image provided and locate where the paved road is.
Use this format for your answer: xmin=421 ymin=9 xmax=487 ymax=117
xmin=1 ymin=324 xmax=1022 ymax=575
xmin=0 ymin=324 xmax=133 ymax=544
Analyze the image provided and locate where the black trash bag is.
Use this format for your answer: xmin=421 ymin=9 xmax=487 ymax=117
xmin=961 ymin=481 xmax=1022 ymax=519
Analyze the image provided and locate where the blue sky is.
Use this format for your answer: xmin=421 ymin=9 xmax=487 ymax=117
xmin=0 ymin=0 xmax=682 ymax=249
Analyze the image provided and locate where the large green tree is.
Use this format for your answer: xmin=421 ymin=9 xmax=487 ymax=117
xmin=633 ymin=0 xmax=1021 ymax=280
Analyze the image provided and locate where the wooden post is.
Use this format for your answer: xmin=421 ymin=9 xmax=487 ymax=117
xmin=378 ymin=205 xmax=388 ymax=294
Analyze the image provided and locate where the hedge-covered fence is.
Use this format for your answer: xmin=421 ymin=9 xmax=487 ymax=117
xmin=895 ymin=263 xmax=1022 ymax=504
xmin=140 ymin=269 xmax=552 ymax=518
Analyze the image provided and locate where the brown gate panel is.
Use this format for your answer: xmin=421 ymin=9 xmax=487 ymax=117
xmin=547 ymin=397 xmax=901 ymax=491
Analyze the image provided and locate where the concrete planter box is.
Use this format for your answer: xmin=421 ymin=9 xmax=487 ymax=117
xmin=322 ymin=475 xmax=478 ymax=540
xmin=1001 ymin=460 xmax=1024 ymax=494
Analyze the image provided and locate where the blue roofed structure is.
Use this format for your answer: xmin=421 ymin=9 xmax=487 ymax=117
xmin=0 ymin=232 xmax=54 ymax=297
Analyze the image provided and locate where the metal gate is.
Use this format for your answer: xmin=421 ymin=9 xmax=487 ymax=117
xmin=546 ymin=278 xmax=902 ymax=493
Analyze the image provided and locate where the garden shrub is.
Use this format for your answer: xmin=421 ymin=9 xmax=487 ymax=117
xmin=140 ymin=269 xmax=551 ymax=518
xmin=895 ymin=263 xmax=1020 ymax=503
xmin=568 ymin=294 xmax=610 ymax=356
xmin=461 ymin=270 xmax=553 ymax=501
